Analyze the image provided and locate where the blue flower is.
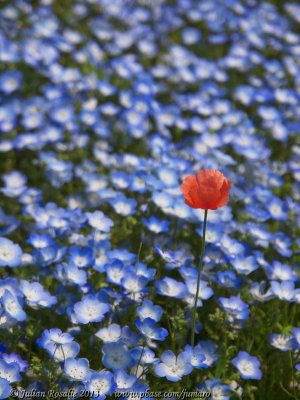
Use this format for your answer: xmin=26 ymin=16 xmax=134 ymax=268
xmin=232 ymin=351 xmax=262 ymax=380
xmin=73 ymin=295 xmax=110 ymax=324
xmin=136 ymin=300 xmax=163 ymax=322
xmin=155 ymin=277 xmax=187 ymax=299
xmin=0 ymin=377 xmax=12 ymax=399
xmin=216 ymin=270 xmax=242 ymax=289
xmin=121 ymin=272 xmax=148 ymax=294
xmin=20 ymin=280 xmax=57 ymax=308
xmin=142 ymin=216 xmax=170 ymax=233
xmin=0 ymin=238 xmax=23 ymax=268
xmin=2 ymin=290 xmax=26 ymax=322
xmin=154 ymin=350 xmax=192 ymax=382
xmin=105 ymin=260 xmax=127 ymax=286
xmin=186 ymin=279 xmax=214 ymax=301
xmin=269 ymin=334 xmax=296 ymax=351
xmin=69 ymin=246 xmax=93 ymax=268
xmin=0 ymin=359 xmax=21 ymax=382
xmin=265 ymin=261 xmax=298 ymax=282
xmin=267 ymin=197 xmax=289 ymax=221
xmin=110 ymin=195 xmax=137 ymax=216
xmin=270 ymin=280 xmax=296 ymax=302
xmin=27 ymin=234 xmax=55 ymax=249
xmin=196 ymin=223 xmax=223 ymax=244
xmin=130 ymin=347 xmax=158 ymax=365
xmin=198 ymin=379 xmax=231 ymax=400
xmin=181 ymin=345 xmax=207 ymax=369
xmin=219 ymin=296 xmax=249 ymax=321
xmin=230 ymin=255 xmax=258 ymax=275
xmin=135 ymin=318 xmax=168 ymax=341
xmin=2 ymin=353 xmax=28 ymax=373
xmin=64 ymin=357 xmax=90 ymax=381
xmin=86 ymin=211 xmax=114 ymax=232
xmin=102 ymin=343 xmax=134 ymax=371
xmin=95 ymin=324 xmax=122 ymax=343
xmin=85 ymin=371 xmax=116 ymax=399
xmin=293 ymin=328 xmax=300 ymax=348
xmin=0 ymin=70 xmax=22 ymax=94
xmin=37 ymin=329 xmax=80 ymax=361
xmin=114 ymin=369 xmax=137 ymax=391
xmin=56 ymin=264 xmax=87 ymax=286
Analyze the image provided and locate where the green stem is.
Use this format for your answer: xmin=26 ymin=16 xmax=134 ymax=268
xmin=191 ymin=209 xmax=208 ymax=347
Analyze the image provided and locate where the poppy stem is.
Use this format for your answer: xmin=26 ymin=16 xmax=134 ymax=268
xmin=191 ymin=209 xmax=208 ymax=347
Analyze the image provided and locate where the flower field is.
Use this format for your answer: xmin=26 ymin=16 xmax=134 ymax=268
xmin=0 ymin=0 xmax=299 ymax=399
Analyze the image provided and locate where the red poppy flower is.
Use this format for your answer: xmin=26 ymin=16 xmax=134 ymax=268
xmin=181 ymin=169 xmax=232 ymax=210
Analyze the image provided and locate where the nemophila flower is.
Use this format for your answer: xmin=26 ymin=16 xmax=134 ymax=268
xmin=0 ymin=238 xmax=23 ymax=268
xmin=121 ymin=272 xmax=148 ymax=294
xmin=73 ymin=295 xmax=110 ymax=324
xmin=69 ymin=246 xmax=93 ymax=268
xmin=272 ymin=232 xmax=292 ymax=257
xmin=185 ymin=279 xmax=214 ymax=302
xmin=107 ymin=249 xmax=136 ymax=264
xmin=111 ymin=171 xmax=130 ymax=189
xmin=230 ymin=255 xmax=258 ymax=275
xmin=56 ymin=264 xmax=87 ymax=286
xmin=136 ymin=300 xmax=163 ymax=322
xmin=265 ymin=261 xmax=298 ymax=282
xmin=193 ymin=340 xmax=219 ymax=367
xmin=151 ymin=191 xmax=174 ymax=210
xmin=2 ymin=290 xmax=26 ymax=322
xmin=232 ymin=351 xmax=262 ymax=380
xmin=110 ymin=195 xmax=137 ymax=216
xmin=27 ymin=233 xmax=54 ymax=249
xmin=0 ymin=359 xmax=21 ymax=382
xmin=267 ymin=197 xmax=289 ymax=220
xmin=196 ymin=223 xmax=223 ymax=244
xmin=64 ymin=357 xmax=90 ymax=382
xmin=245 ymin=204 xmax=270 ymax=222
xmin=20 ymin=280 xmax=57 ymax=308
xmin=0 ymin=377 xmax=12 ymax=399
xmin=154 ymin=246 xmax=181 ymax=267
xmin=102 ymin=342 xmax=134 ymax=371
xmin=219 ymin=296 xmax=249 ymax=321
xmin=43 ymin=340 xmax=80 ymax=362
xmin=1 ymin=171 xmax=27 ymax=197
xmin=0 ymin=70 xmax=22 ymax=94
xmin=120 ymin=326 xmax=141 ymax=347
xmin=216 ymin=270 xmax=242 ymax=289
xmin=250 ymin=282 xmax=275 ymax=302
xmin=2 ymin=353 xmax=28 ymax=373
xmin=181 ymin=170 xmax=231 ymax=210
xmin=293 ymin=328 xmax=300 ymax=348
xmin=269 ymin=334 xmax=296 ymax=351
xmin=86 ymin=210 xmax=114 ymax=232
xmin=130 ymin=347 xmax=158 ymax=365
xmin=154 ymin=350 xmax=192 ymax=382
xmin=85 ymin=371 xmax=116 ymax=399
xmin=95 ymin=324 xmax=122 ymax=343
xmin=142 ymin=216 xmax=170 ymax=233
xmin=198 ymin=379 xmax=231 ymax=400
xmin=156 ymin=167 xmax=178 ymax=187
xmin=114 ymin=370 xmax=137 ymax=391
xmin=270 ymin=280 xmax=296 ymax=302
xmin=135 ymin=318 xmax=168 ymax=341
xmin=36 ymin=328 xmax=75 ymax=353
xmin=135 ymin=262 xmax=155 ymax=280
xmin=181 ymin=345 xmax=207 ymax=369
xmin=155 ymin=277 xmax=187 ymax=299
xmin=0 ymin=209 xmax=20 ymax=235
xmin=105 ymin=260 xmax=127 ymax=286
